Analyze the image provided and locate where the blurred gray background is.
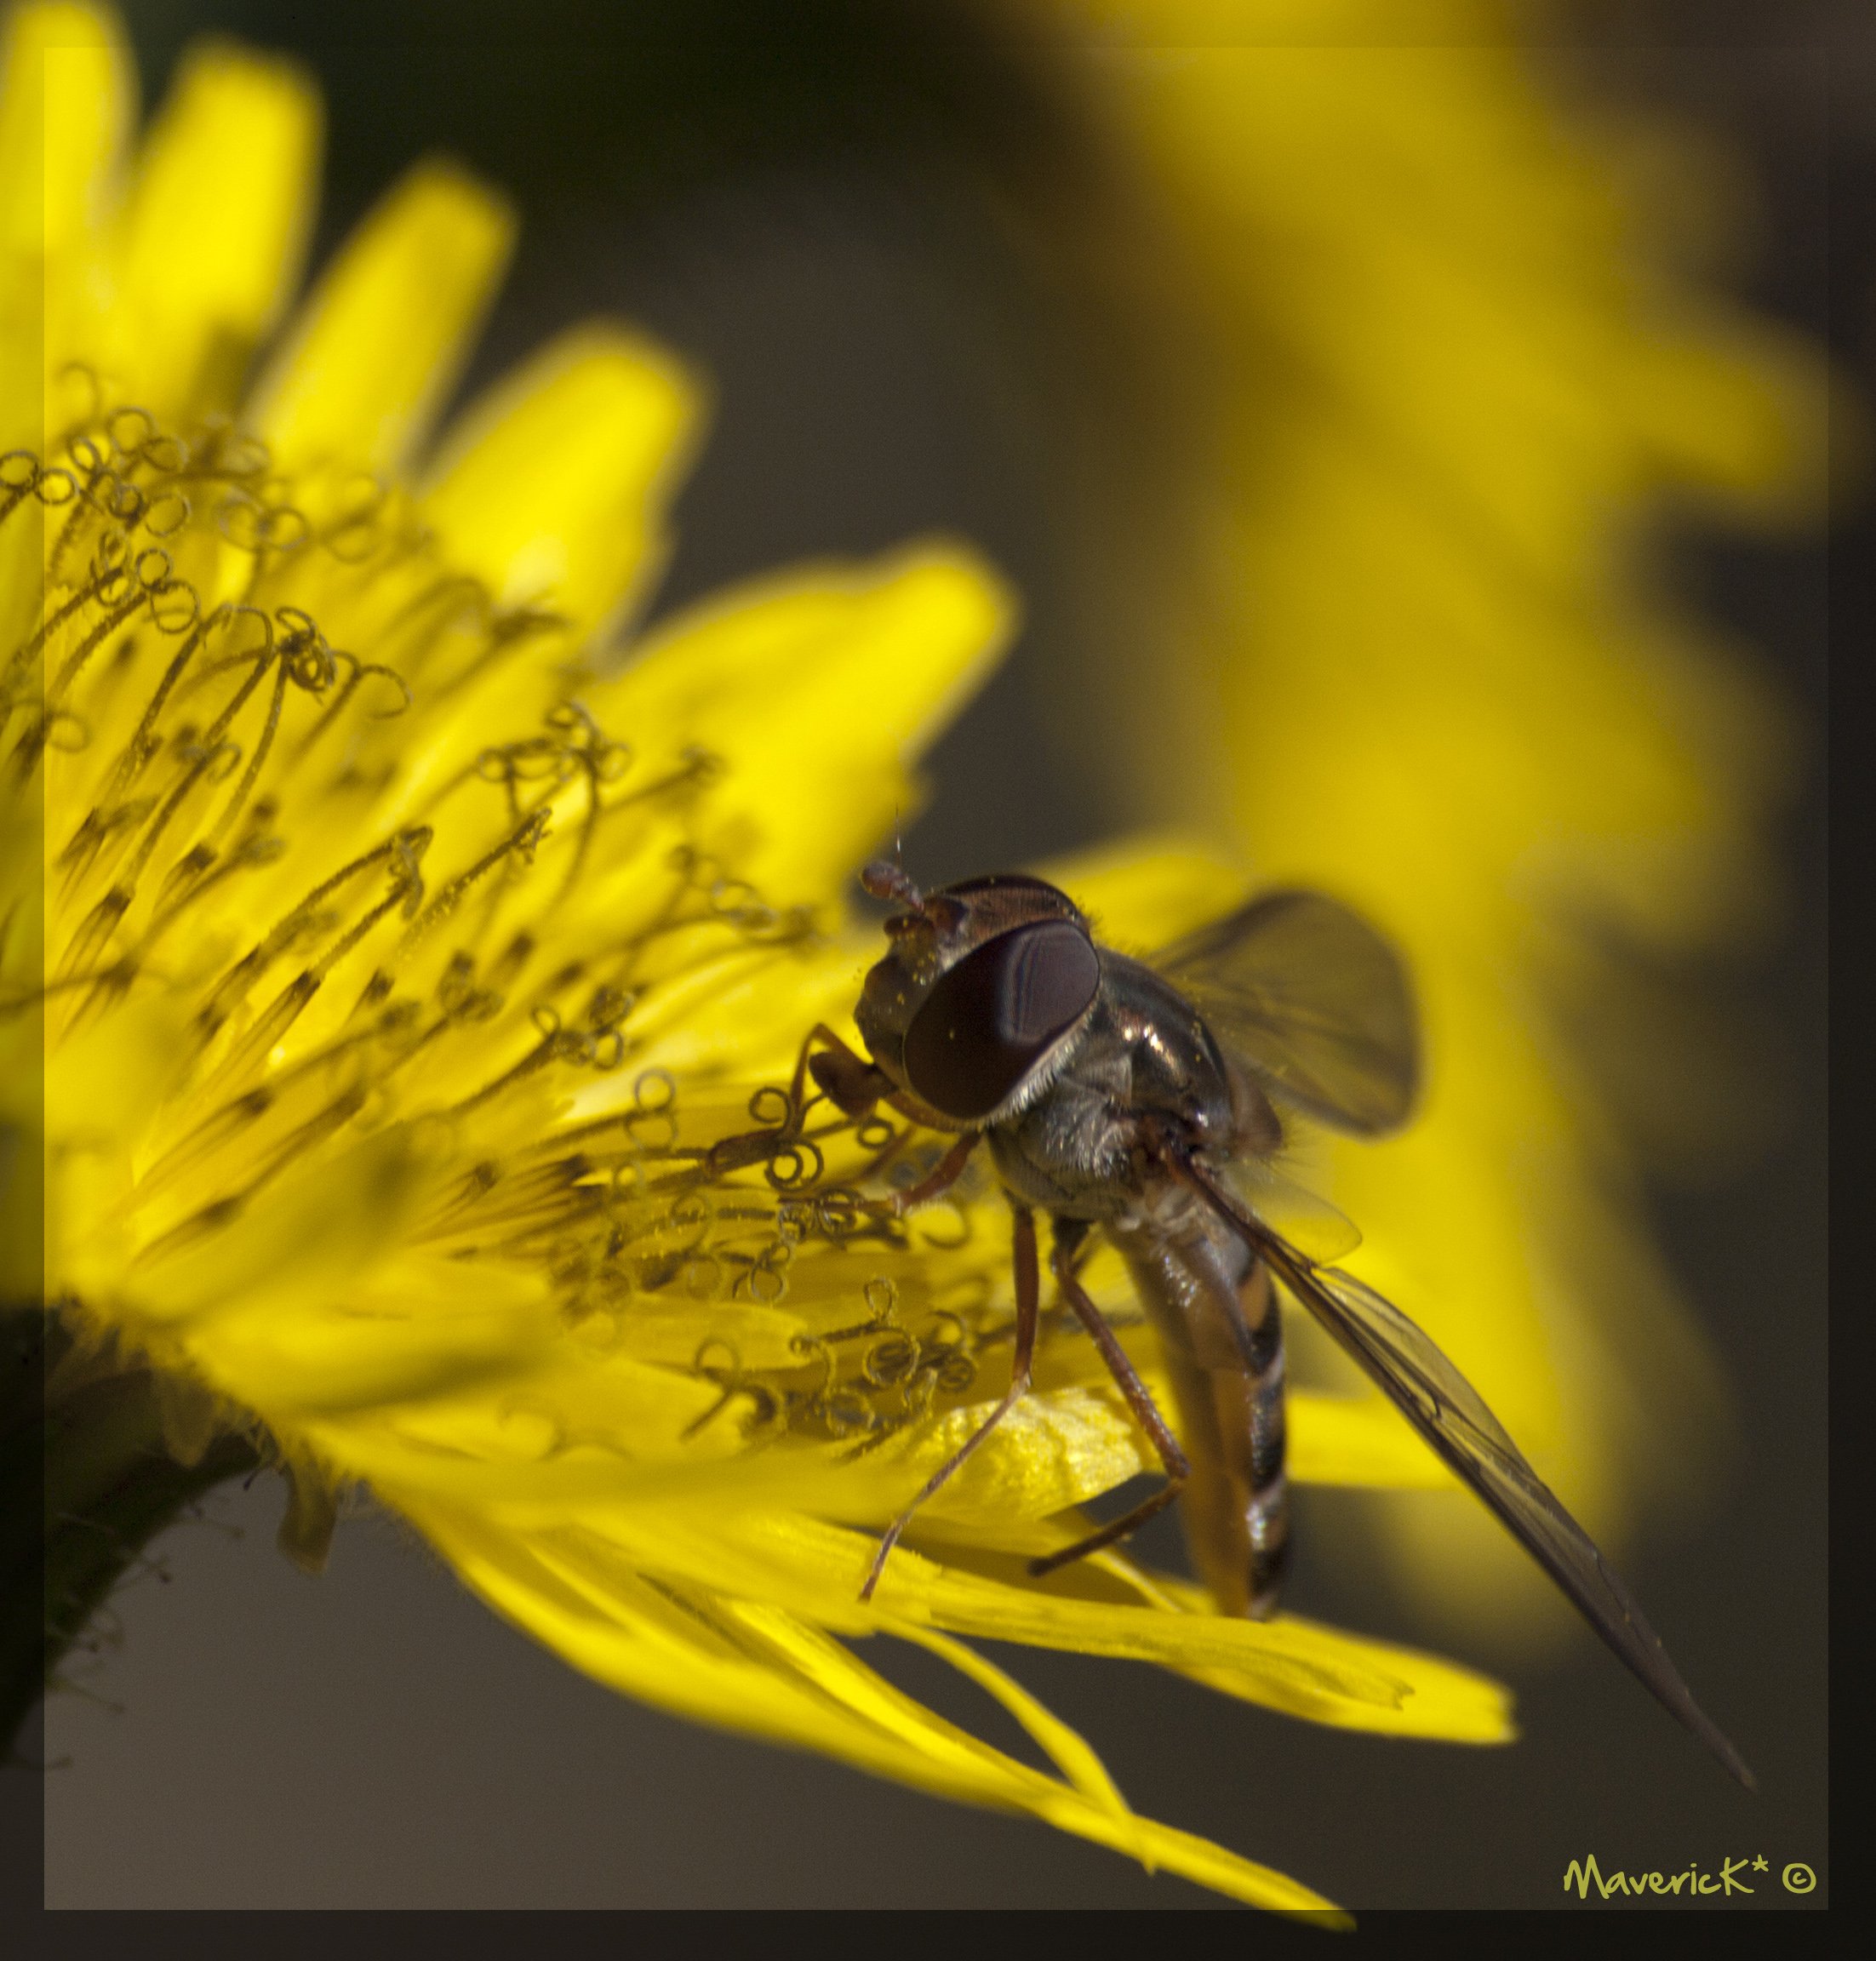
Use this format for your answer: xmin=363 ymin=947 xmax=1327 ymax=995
xmin=14 ymin=0 xmax=1850 ymax=1910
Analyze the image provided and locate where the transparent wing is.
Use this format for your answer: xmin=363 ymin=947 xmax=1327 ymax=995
xmin=1156 ymin=889 xmax=1418 ymax=1136
xmin=1179 ymin=1156 xmax=1754 ymax=1788
xmin=1220 ymin=1153 xmax=1363 ymax=1266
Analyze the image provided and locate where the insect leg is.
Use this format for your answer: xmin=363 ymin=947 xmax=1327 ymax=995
xmin=707 ymin=1023 xmax=889 ymax=1172
xmin=857 ymin=1203 xmax=1039 ymax=1602
xmin=786 ymin=1023 xmax=879 ymax=1122
xmin=1028 ymin=1236 xmax=1192 ymax=1579
xmin=867 ymin=1129 xmax=978 ymax=1218
xmin=805 ymin=1032 xmax=897 ymax=1118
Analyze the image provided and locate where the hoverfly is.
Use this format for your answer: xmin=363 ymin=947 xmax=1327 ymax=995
xmin=737 ymin=862 xmax=1751 ymax=1787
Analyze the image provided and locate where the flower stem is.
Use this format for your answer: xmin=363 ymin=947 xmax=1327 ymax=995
xmin=1 ymin=1308 xmax=260 ymax=1756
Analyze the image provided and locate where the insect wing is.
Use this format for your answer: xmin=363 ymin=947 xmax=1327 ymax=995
xmin=1157 ymin=890 xmax=1418 ymax=1135
xmin=1263 ymin=1247 xmax=1754 ymax=1788
xmin=1219 ymin=1152 xmax=1364 ymax=1265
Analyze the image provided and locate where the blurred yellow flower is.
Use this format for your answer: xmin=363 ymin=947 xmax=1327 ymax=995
xmin=0 ymin=2 xmax=1528 ymax=1915
xmin=1026 ymin=0 xmax=1825 ymax=1630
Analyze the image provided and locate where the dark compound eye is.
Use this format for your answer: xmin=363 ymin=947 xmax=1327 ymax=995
xmin=901 ymin=920 xmax=1101 ymax=1121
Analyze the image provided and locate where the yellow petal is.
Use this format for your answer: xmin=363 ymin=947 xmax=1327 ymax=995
xmin=422 ymin=324 xmax=701 ymax=634
xmin=418 ymin=1503 xmax=1344 ymax=1916
xmin=42 ymin=985 xmax=189 ymax=1155
xmin=1041 ymin=837 xmax=1245 ymax=950
xmin=1177 ymin=1630 xmax=1514 ymax=1742
xmin=510 ymin=1500 xmax=1511 ymax=1746
xmin=125 ymin=1125 xmax=426 ymax=1328
xmin=1627 ymin=321 xmax=1831 ymax=516
xmin=1289 ymin=1391 xmax=1456 ymax=1489
xmin=111 ymin=39 xmax=319 ymax=417
xmin=585 ymin=546 xmax=1015 ymax=901
xmin=897 ymin=1623 xmax=1130 ymax=1815
xmin=209 ymin=1255 xmax=555 ymax=1421
xmin=628 ymin=963 xmax=860 ymax=1096
xmin=0 ymin=1 xmax=128 ymax=258
xmin=247 ymin=157 xmax=513 ymax=474
xmin=904 ymin=1385 xmax=1148 ymax=1522
xmin=0 ymin=1 xmax=130 ymax=443
xmin=891 ymin=1378 xmax=1456 ymax=1518
xmin=1109 ymin=1570 xmax=1513 ymax=1741
xmin=867 ymin=1531 xmax=1508 ymax=1741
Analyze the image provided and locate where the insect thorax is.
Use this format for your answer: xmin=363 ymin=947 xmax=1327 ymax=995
xmin=983 ymin=952 xmax=1238 ymax=1221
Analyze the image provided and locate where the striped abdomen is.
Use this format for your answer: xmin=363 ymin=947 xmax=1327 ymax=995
xmin=1117 ymin=1212 xmax=1290 ymax=1619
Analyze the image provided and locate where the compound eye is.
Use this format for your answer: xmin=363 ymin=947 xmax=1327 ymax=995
xmin=902 ymin=920 xmax=1100 ymax=1122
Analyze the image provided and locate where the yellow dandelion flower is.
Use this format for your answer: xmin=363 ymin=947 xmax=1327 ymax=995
xmin=0 ymin=3 xmax=1534 ymax=1915
xmin=1024 ymin=0 xmax=1826 ymax=1631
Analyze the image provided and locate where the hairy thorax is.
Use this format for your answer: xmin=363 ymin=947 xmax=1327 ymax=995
xmin=985 ymin=951 xmax=1242 ymax=1223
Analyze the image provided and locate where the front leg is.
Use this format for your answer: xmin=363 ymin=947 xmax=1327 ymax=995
xmin=867 ymin=1129 xmax=978 ymax=1219
xmin=708 ymin=1022 xmax=893 ymax=1173
xmin=806 ymin=1031 xmax=896 ymax=1118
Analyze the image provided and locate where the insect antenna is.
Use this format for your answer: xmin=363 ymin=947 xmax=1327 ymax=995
xmin=861 ymin=858 xmax=922 ymax=909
